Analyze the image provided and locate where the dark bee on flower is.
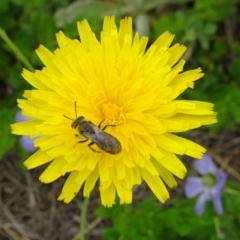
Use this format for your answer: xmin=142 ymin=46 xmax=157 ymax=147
xmin=64 ymin=102 xmax=122 ymax=154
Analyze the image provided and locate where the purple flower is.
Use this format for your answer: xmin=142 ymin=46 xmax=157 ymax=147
xmin=184 ymin=154 xmax=227 ymax=216
xmin=15 ymin=111 xmax=37 ymax=152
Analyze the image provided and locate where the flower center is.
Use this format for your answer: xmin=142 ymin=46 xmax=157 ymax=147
xmin=101 ymin=102 xmax=123 ymax=123
xmin=202 ymin=173 xmax=216 ymax=187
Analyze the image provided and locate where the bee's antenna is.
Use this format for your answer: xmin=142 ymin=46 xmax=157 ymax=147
xmin=74 ymin=101 xmax=78 ymax=118
xmin=63 ymin=101 xmax=78 ymax=121
xmin=63 ymin=115 xmax=73 ymax=121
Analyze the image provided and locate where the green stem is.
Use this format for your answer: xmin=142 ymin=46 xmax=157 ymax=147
xmin=80 ymin=197 xmax=90 ymax=240
xmin=0 ymin=27 xmax=34 ymax=72
xmin=225 ymin=187 xmax=240 ymax=196
xmin=214 ymin=217 xmax=223 ymax=239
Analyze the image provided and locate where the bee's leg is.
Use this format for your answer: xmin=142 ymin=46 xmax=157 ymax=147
xmin=88 ymin=142 xmax=101 ymax=153
xmin=74 ymin=138 xmax=88 ymax=148
xmin=102 ymin=124 xmax=117 ymax=131
xmin=74 ymin=135 xmax=89 ymax=143
xmin=98 ymin=119 xmax=105 ymax=129
xmin=98 ymin=119 xmax=118 ymax=130
xmin=78 ymin=139 xmax=88 ymax=143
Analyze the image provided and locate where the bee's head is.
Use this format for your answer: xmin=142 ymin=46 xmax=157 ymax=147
xmin=71 ymin=116 xmax=85 ymax=129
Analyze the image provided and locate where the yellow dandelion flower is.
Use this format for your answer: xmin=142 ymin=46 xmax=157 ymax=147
xmin=11 ymin=16 xmax=217 ymax=207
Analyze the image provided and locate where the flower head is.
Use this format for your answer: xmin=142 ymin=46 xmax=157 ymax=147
xmin=184 ymin=154 xmax=227 ymax=215
xmin=15 ymin=111 xmax=36 ymax=152
xmin=11 ymin=16 xmax=217 ymax=207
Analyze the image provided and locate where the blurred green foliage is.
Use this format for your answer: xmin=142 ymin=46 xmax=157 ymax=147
xmin=96 ymin=181 xmax=240 ymax=240
xmin=0 ymin=108 xmax=15 ymax=158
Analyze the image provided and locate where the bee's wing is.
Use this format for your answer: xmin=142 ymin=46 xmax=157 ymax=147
xmin=90 ymin=132 xmax=121 ymax=153
xmin=82 ymin=124 xmax=102 ymax=141
xmin=82 ymin=124 xmax=121 ymax=153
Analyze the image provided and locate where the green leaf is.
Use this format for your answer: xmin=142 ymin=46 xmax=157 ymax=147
xmin=0 ymin=0 xmax=9 ymax=13
xmin=0 ymin=108 xmax=16 ymax=159
xmin=8 ymin=63 xmax=31 ymax=90
xmin=194 ymin=0 xmax=237 ymax=21
xmin=38 ymin=14 xmax=57 ymax=46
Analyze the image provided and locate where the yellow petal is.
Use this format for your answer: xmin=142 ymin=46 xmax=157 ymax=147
xmin=140 ymin=168 xmax=169 ymax=203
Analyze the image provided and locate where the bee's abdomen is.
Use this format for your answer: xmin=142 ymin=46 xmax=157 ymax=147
xmin=96 ymin=135 xmax=122 ymax=154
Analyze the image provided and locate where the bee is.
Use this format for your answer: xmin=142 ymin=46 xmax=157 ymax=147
xmin=64 ymin=102 xmax=122 ymax=154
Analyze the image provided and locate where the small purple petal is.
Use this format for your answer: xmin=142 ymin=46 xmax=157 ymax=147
xmin=211 ymin=190 xmax=223 ymax=215
xmin=194 ymin=154 xmax=217 ymax=175
xmin=15 ymin=111 xmax=32 ymax=122
xmin=20 ymin=136 xmax=36 ymax=152
xmin=184 ymin=177 xmax=205 ymax=198
xmin=195 ymin=191 xmax=210 ymax=216
xmin=215 ymin=170 xmax=227 ymax=192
